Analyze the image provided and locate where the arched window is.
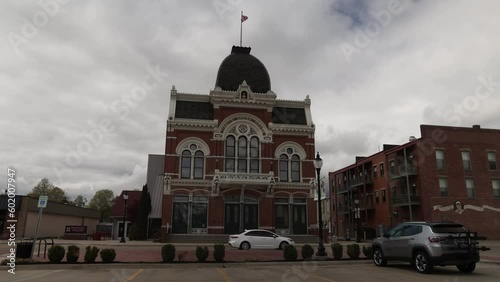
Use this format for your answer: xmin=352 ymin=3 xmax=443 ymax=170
xmin=279 ymin=154 xmax=289 ymax=181
xmin=250 ymin=137 xmax=259 ymax=173
xmin=225 ymin=136 xmax=235 ymax=172
xmin=180 ymin=146 xmax=204 ymax=179
xmin=279 ymin=148 xmax=301 ymax=182
xmin=225 ymin=134 xmax=260 ymax=173
xmin=238 ymin=136 xmax=247 ymax=172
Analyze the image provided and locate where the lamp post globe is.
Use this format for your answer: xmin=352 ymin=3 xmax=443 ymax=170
xmin=313 ymin=152 xmax=327 ymax=259
xmin=120 ymin=192 xmax=129 ymax=243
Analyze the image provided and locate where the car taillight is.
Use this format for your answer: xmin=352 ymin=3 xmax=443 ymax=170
xmin=428 ymin=236 xmax=447 ymax=243
xmin=230 ymin=236 xmax=239 ymax=239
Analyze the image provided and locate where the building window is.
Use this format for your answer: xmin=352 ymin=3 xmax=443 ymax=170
xmin=436 ymin=149 xmax=445 ymax=170
xmin=191 ymin=196 xmax=208 ymax=229
xmin=389 ymin=160 xmax=395 ymax=175
xmin=465 ymin=178 xmax=475 ymax=198
xmin=493 ymin=180 xmax=500 ymax=198
xmin=439 ymin=178 xmax=448 ymax=197
xmin=225 ymin=135 xmax=260 ymax=173
xmin=181 ymin=148 xmax=204 ymax=179
xmin=275 ymin=198 xmax=289 ymax=229
xmin=380 ymin=163 xmax=384 ymax=176
xmin=488 ymin=152 xmax=498 ymax=170
xmin=172 ymin=195 xmax=208 ymax=233
xmin=462 ymin=151 xmax=472 ymax=170
xmin=382 ymin=189 xmax=386 ymax=203
xmin=464 ymin=178 xmax=475 ymax=197
xmin=279 ymin=148 xmax=301 ymax=182
xmin=373 ymin=165 xmax=378 ymax=178
xmin=375 ymin=190 xmax=379 ymax=203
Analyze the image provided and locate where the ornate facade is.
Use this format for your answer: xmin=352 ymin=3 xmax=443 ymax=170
xmin=160 ymin=46 xmax=319 ymax=239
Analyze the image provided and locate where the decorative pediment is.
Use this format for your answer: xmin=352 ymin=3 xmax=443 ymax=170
xmin=233 ymin=80 xmax=255 ymax=101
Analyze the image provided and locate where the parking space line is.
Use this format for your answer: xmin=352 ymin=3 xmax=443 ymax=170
xmin=124 ymin=269 xmax=144 ymax=282
xmin=216 ymin=268 xmax=232 ymax=282
xmin=364 ymin=266 xmax=441 ymax=282
xmin=289 ymin=266 xmax=337 ymax=282
xmin=10 ymin=269 xmax=63 ymax=282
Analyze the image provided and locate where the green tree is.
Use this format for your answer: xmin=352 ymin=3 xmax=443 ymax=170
xmin=28 ymin=178 xmax=54 ymax=197
xmin=74 ymin=194 xmax=87 ymax=207
xmin=88 ymin=189 xmax=115 ymax=222
xmin=50 ymin=187 xmax=69 ymax=203
xmin=28 ymin=178 xmax=68 ymax=203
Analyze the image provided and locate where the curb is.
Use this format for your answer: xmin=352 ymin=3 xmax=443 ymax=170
xmin=2 ymin=259 xmax=373 ymax=270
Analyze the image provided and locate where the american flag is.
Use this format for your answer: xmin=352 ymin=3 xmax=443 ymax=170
xmin=241 ymin=15 xmax=248 ymax=22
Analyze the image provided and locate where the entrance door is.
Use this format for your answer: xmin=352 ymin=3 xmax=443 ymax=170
xmin=172 ymin=202 xmax=188 ymax=233
xmin=243 ymin=204 xmax=258 ymax=230
xmin=225 ymin=204 xmax=240 ymax=234
xmin=292 ymin=205 xmax=307 ymax=234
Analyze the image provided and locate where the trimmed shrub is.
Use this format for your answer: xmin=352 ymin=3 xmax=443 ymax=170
xmin=1 ymin=258 xmax=37 ymax=265
xmin=213 ymin=244 xmax=225 ymax=262
xmin=347 ymin=244 xmax=360 ymax=259
xmin=66 ymin=245 xmax=80 ymax=263
xmin=301 ymin=244 xmax=314 ymax=260
xmin=331 ymin=243 xmax=343 ymax=260
xmin=362 ymin=245 xmax=373 ymax=259
xmin=283 ymin=244 xmax=298 ymax=261
xmin=84 ymin=246 xmax=100 ymax=263
xmin=100 ymin=248 xmax=116 ymax=263
xmin=196 ymin=246 xmax=209 ymax=262
xmin=161 ymin=244 xmax=176 ymax=263
xmin=48 ymin=245 xmax=65 ymax=263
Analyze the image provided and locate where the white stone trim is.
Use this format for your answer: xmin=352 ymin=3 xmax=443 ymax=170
xmin=274 ymin=142 xmax=307 ymax=159
xmin=175 ymin=137 xmax=211 ymax=155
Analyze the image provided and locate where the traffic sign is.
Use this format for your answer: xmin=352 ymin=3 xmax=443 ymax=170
xmin=38 ymin=196 xmax=48 ymax=208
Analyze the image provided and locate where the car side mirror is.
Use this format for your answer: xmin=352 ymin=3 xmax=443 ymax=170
xmin=273 ymin=235 xmax=278 ymax=238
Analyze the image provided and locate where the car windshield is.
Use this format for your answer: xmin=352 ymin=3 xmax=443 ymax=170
xmin=431 ymin=224 xmax=466 ymax=233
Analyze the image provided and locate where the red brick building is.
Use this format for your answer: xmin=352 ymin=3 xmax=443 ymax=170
xmin=329 ymin=124 xmax=500 ymax=240
xmin=160 ymin=46 xmax=320 ymax=241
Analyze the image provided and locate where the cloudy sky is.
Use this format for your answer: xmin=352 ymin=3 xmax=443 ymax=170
xmin=1 ymin=0 xmax=499 ymax=201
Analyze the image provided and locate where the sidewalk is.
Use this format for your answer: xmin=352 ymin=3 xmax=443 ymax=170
xmin=2 ymin=239 xmax=499 ymax=264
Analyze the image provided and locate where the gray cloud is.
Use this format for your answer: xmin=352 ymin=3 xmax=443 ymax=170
xmin=1 ymin=0 xmax=499 ymax=200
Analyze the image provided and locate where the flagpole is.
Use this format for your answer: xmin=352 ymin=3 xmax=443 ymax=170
xmin=240 ymin=11 xmax=243 ymax=46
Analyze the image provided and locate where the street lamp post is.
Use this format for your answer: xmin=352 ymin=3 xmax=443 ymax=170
xmin=313 ymin=152 xmax=327 ymax=259
xmin=120 ymin=192 xmax=129 ymax=243
xmin=354 ymin=198 xmax=361 ymax=243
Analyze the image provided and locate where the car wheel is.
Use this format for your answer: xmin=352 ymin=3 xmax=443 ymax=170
xmin=457 ymin=262 xmax=476 ymax=273
xmin=373 ymin=248 xmax=387 ymax=267
xmin=240 ymin=241 xmax=251 ymax=250
xmin=279 ymin=241 xmax=289 ymax=250
xmin=414 ymin=251 xmax=433 ymax=274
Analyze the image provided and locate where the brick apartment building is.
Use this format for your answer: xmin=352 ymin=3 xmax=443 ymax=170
xmin=159 ymin=46 xmax=321 ymax=241
xmin=329 ymin=124 xmax=500 ymax=240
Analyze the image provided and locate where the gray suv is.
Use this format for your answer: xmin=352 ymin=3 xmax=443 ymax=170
xmin=372 ymin=222 xmax=487 ymax=274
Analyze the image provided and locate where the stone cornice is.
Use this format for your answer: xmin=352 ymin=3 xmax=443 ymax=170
xmin=168 ymin=119 xmax=218 ymax=129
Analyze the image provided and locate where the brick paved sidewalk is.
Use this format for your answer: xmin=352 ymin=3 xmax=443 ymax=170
xmin=30 ymin=245 xmax=371 ymax=263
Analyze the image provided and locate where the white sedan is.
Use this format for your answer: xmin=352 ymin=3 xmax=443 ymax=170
xmin=228 ymin=229 xmax=295 ymax=250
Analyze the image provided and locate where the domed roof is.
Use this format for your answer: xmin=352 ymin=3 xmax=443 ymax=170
xmin=215 ymin=46 xmax=271 ymax=93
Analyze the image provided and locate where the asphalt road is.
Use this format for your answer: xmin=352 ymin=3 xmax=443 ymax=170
xmin=2 ymin=262 xmax=499 ymax=282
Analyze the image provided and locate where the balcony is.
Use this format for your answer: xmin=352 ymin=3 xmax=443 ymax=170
xmin=336 ymin=206 xmax=350 ymax=214
xmin=348 ymin=175 xmax=373 ymax=188
xmin=389 ymin=165 xmax=418 ymax=179
xmin=391 ymin=193 xmax=421 ymax=207
xmin=337 ymin=184 xmax=349 ymax=194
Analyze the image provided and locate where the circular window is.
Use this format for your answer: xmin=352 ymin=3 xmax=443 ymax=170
xmin=190 ymin=144 xmax=197 ymax=151
xmin=286 ymin=148 xmax=293 ymax=155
